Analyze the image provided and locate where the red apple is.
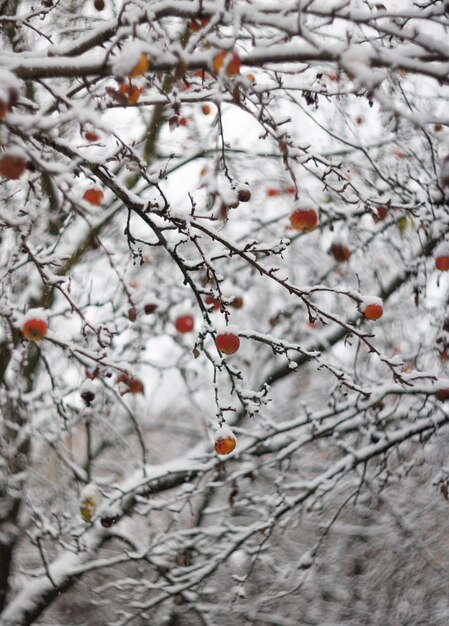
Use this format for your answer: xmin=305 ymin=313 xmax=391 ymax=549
xmin=434 ymin=243 xmax=449 ymax=271
xmin=330 ymin=241 xmax=351 ymax=262
xmin=0 ymin=152 xmax=27 ymax=180
xmin=435 ymin=380 xmax=449 ymax=402
xmin=205 ymin=295 xmax=221 ymax=311
xmin=22 ymin=310 xmax=48 ymax=342
xmin=373 ymin=206 xmax=388 ymax=222
xmin=290 ymin=208 xmax=318 ymax=233
xmin=117 ymin=373 xmax=144 ymax=395
xmin=175 ymin=314 xmax=194 ymax=333
xmin=216 ymin=331 xmax=240 ymax=355
xmin=84 ymin=131 xmax=100 ymax=142
xmin=83 ymin=188 xmax=104 ymax=206
xmin=361 ymin=300 xmax=383 ymax=321
xmin=435 ymin=255 xmax=449 ymax=271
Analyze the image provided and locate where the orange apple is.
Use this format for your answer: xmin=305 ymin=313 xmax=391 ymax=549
xmin=188 ymin=18 xmax=209 ymax=32
xmin=266 ymin=188 xmax=279 ymax=197
xmin=175 ymin=314 xmax=194 ymax=333
xmin=289 ymin=208 xmax=318 ymax=233
xmin=216 ymin=331 xmax=240 ymax=355
xmin=212 ymin=50 xmax=241 ymax=76
xmin=0 ymin=152 xmax=27 ymax=180
xmin=83 ymin=188 xmax=104 ymax=206
xmin=118 ymin=83 xmax=142 ymax=105
xmin=201 ymin=104 xmax=211 ymax=115
xmin=128 ymin=53 xmax=149 ymax=78
xmin=214 ymin=425 xmax=237 ymax=455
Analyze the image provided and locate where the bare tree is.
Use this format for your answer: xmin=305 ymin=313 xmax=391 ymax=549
xmin=1 ymin=1 xmax=449 ymax=624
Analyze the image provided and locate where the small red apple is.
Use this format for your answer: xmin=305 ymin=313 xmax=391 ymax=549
xmin=0 ymin=152 xmax=27 ymax=180
xmin=22 ymin=310 xmax=48 ymax=342
xmin=435 ymin=380 xmax=449 ymax=402
xmin=201 ymin=104 xmax=211 ymax=115
xmin=175 ymin=314 xmax=194 ymax=334
xmin=435 ymin=243 xmax=449 ymax=271
xmin=117 ymin=373 xmax=144 ymax=395
xmin=214 ymin=425 xmax=237 ymax=455
xmin=373 ymin=206 xmax=388 ymax=222
xmin=435 ymin=255 xmax=449 ymax=271
xmin=330 ymin=240 xmax=351 ymax=262
xmin=360 ymin=299 xmax=383 ymax=321
xmin=83 ymin=188 xmax=104 ymax=206
xmin=216 ymin=331 xmax=240 ymax=355
xmin=289 ymin=208 xmax=319 ymax=233
xmin=266 ymin=188 xmax=279 ymax=197
xmin=84 ymin=131 xmax=100 ymax=142
xmin=205 ymin=295 xmax=221 ymax=311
